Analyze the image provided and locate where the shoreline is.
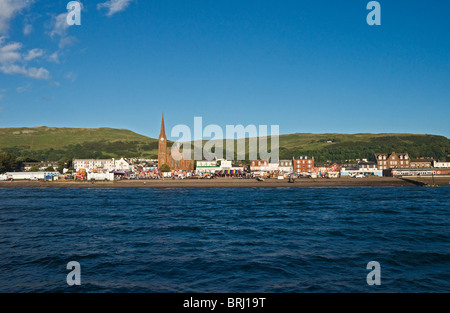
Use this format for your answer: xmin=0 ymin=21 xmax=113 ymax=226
xmin=1 ymin=177 xmax=448 ymax=189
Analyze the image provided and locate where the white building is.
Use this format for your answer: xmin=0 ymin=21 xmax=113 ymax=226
xmin=433 ymin=160 xmax=450 ymax=168
xmin=73 ymin=159 xmax=115 ymax=171
xmin=278 ymin=160 xmax=293 ymax=173
xmin=114 ymin=158 xmax=134 ymax=171
xmin=73 ymin=158 xmax=134 ymax=172
xmin=195 ymin=160 xmax=220 ymax=174
xmin=268 ymin=163 xmax=279 ymax=172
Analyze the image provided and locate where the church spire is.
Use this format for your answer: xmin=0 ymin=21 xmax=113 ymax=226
xmin=159 ymin=113 xmax=166 ymax=139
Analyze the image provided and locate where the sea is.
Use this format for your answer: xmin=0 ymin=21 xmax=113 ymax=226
xmin=0 ymin=187 xmax=448 ymax=293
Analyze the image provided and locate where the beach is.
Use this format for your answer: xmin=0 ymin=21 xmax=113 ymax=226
xmin=1 ymin=176 xmax=448 ymax=188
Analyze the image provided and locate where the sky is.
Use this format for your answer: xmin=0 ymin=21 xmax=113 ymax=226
xmin=0 ymin=0 xmax=449 ymax=140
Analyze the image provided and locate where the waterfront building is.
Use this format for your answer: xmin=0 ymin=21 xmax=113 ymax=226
xmin=292 ymin=156 xmax=314 ymax=174
xmin=278 ymin=160 xmax=293 ymax=173
xmin=195 ymin=160 xmax=220 ymax=174
xmin=358 ymin=161 xmax=377 ymax=170
xmin=374 ymin=152 xmax=410 ymax=170
xmin=73 ymin=159 xmax=114 ymax=171
xmin=72 ymin=158 xmax=133 ymax=172
xmin=250 ymin=160 xmax=269 ymax=172
xmin=433 ymin=160 xmax=450 ymax=168
xmin=410 ymin=157 xmax=433 ymax=168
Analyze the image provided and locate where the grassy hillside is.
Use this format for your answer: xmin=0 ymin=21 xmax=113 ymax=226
xmin=0 ymin=127 xmax=159 ymax=160
xmin=0 ymin=127 xmax=448 ymax=162
xmin=277 ymin=133 xmax=450 ymax=162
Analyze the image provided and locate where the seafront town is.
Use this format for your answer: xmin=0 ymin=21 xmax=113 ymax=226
xmin=2 ymin=152 xmax=450 ymax=182
xmin=1 ymin=116 xmax=450 ymax=182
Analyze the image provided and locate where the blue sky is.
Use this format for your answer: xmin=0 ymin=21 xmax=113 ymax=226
xmin=0 ymin=0 xmax=449 ymax=139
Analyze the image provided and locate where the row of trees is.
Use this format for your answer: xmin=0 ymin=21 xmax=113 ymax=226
xmin=0 ymin=152 xmax=18 ymax=174
xmin=0 ymin=152 xmax=73 ymax=174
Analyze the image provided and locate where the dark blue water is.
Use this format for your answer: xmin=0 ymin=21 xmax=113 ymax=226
xmin=0 ymin=187 xmax=448 ymax=292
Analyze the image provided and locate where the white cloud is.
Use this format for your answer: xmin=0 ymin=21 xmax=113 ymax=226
xmin=50 ymin=12 xmax=70 ymax=38
xmin=97 ymin=0 xmax=133 ymax=17
xmin=0 ymin=37 xmax=50 ymax=80
xmin=48 ymin=51 xmax=59 ymax=63
xmin=0 ymin=63 xmax=50 ymax=80
xmin=0 ymin=39 xmax=22 ymax=63
xmin=49 ymin=12 xmax=80 ymax=49
xmin=24 ymin=48 xmax=44 ymax=61
xmin=58 ymin=36 xmax=77 ymax=49
xmin=0 ymin=0 xmax=34 ymax=34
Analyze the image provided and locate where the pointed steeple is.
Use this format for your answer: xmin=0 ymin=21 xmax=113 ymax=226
xmin=159 ymin=113 xmax=167 ymax=139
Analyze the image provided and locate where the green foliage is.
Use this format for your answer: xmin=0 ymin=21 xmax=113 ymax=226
xmin=0 ymin=152 xmax=17 ymax=173
xmin=29 ymin=165 xmax=41 ymax=172
xmin=159 ymin=164 xmax=171 ymax=172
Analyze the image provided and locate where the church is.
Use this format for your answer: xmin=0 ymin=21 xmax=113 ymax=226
xmin=158 ymin=114 xmax=194 ymax=171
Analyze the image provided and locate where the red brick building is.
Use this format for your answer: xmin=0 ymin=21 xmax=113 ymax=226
xmin=158 ymin=114 xmax=194 ymax=171
xmin=292 ymin=156 xmax=314 ymax=173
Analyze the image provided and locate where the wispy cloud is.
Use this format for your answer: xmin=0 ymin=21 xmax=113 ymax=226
xmin=24 ymin=48 xmax=44 ymax=61
xmin=0 ymin=36 xmax=50 ymax=80
xmin=49 ymin=11 xmax=79 ymax=49
xmin=16 ymin=83 xmax=31 ymax=93
xmin=23 ymin=23 xmax=33 ymax=35
xmin=97 ymin=0 xmax=133 ymax=17
xmin=0 ymin=0 xmax=34 ymax=34
xmin=39 ymin=95 xmax=54 ymax=102
xmin=48 ymin=51 xmax=60 ymax=63
xmin=0 ymin=39 xmax=22 ymax=63
xmin=65 ymin=71 xmax=77 ymax=82
xmin=0 ymin=64 xmax=50 ymax=79
xmin=49 ymin=12 xmax=70 ymax=38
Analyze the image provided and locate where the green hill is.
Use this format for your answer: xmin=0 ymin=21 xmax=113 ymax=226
xmin=0 ymin=127 xmax=159 ymax=160
xmin=277 ymin=133 xmax=450 ymax=162
xmin=0 ymin=127 xmax=448 ymax=162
